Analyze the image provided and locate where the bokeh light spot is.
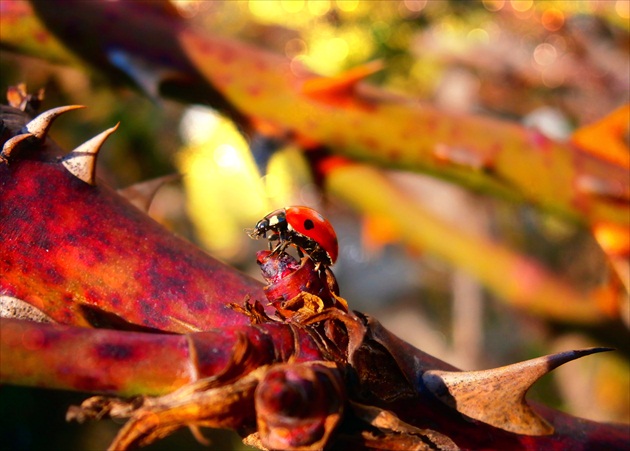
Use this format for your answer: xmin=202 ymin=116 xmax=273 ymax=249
xmin=616 ymin=0 xmax=630 ymax=19
xmin=308 ymin=0 xmax=331 ymax=16
xmin=403 ymin=0 xmax=427 ymax=13
xmin=172 ymin=1 xmax=201 ymax=18
xmin=482 ymin=0 xmax=505 ymax=12
xmin=541 ymin=7 xmax=565 ymax=31
xmin=249 ymin=0 xmax=283 ymax=20
xmin=327 ymin=37 xmax=349 ymax=61
xmin=546 ymin=34 xmax=567 ymax=53
xmin=305 ymin=36 xmax=350 ymax=74
xmin=467 ymin=28 xmax=490 ymax=44
xmin=533 ymin=43 xmax=557 ymax=66
xmin=22 ymin=329 xmax=45 ymax=351
xmin=285 ymin=38 xmax=307 ymax=58
xmin=511 ymin=0 xmax=533 ymax=12
xmin=281 ymin=0 xmax=304 ymax=13
xmin=336 ymin=0 xmax=359 ymax=13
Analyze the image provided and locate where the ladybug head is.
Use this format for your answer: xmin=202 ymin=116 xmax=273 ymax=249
xmin=246 ymin=217 xmax=270 ymax=239
xmin=255 ymin=217 xmax=270 ymax=233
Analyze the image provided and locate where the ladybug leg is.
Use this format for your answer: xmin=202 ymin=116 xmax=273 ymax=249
xmin=296 ymin=247 xmax=305 ymax=259
xmin=267 ymin=232 xmax=280 ymax=250
xmin=269 ymin=240 xmax=288 ymax=256
xmin=279 ymin=229 xmax=290 ymax=242
xmin=269 ymin=230 xmax=290 ymax=255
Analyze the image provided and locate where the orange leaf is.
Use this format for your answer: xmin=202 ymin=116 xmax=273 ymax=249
xmin=571 ymin=104 xmax=630 ymax=168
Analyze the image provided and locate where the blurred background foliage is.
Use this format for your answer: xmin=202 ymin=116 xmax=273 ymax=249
xmin=1 ymin=1 xmax=628 ymax=450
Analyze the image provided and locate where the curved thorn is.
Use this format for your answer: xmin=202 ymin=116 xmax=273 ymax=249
xmin=23 ymin=105 xmax=85 ymax=140
xmin=118 ymin=174 xmax=181 ymax=213
xmin=61 ymin=123 xmax=119 ymax=185
xmin=1 ymin=133 xmax=33 ymax=162
xmin=0 ymin=295 xmax=55 ymax=323
xmin=422 ymin=347 xmax=613 ymax=436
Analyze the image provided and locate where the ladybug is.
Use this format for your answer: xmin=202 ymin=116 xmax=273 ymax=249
xmin=248 ymin=206 xmax=338 ymax=269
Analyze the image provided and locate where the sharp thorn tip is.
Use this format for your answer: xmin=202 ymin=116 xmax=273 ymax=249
xmin=61 ymin=122 xmax=118 ymax=185
xmin=1 ymin=133 xmax=34 ymax=162
xmin=24 ymin=105 xmax=85 ymax=139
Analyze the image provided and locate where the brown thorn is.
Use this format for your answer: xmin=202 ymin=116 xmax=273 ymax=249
xmin=0 ymin=295 xmax=55 ymax=323
xmin=422 ymin=347 xmax=613 ymax=436
xmin=23 ymin=105 xmax=85 ymax=140
xmin=61 ymin=123 xmax=120 ymax=185
xmin=0 ymin=133 xmax=33 ymax=163
xmin=118 ymin=174 xmax=181 ymax=213
xmin=187 ymin=425 xmax=211 ymax=446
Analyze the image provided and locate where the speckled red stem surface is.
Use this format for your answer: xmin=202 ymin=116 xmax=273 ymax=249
xmin=1 ymin=153 xmax=266 ymax=333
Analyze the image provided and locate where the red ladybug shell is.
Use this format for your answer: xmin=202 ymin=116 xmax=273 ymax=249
xmin=284 ymin=206 xmax=338 ymax=264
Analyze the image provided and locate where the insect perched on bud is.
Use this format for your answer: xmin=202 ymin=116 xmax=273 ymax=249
xmin=248 ymin=206 xmax=338 ymax=271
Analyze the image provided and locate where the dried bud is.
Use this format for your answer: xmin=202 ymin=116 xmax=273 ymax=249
xmin=256 ymin=363 xmax=344 ymax=450
xmin=257 ymin=250 xmax=338 ymax=308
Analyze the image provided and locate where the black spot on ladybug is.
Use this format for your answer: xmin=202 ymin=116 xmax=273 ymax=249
xmin=303 ymin=219 xmax=315 ymax=230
